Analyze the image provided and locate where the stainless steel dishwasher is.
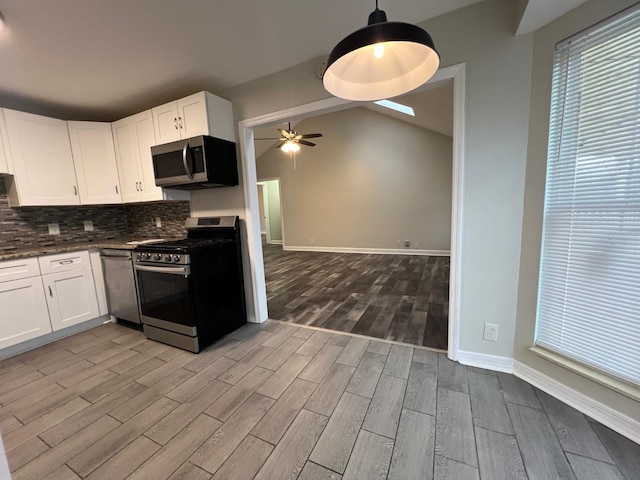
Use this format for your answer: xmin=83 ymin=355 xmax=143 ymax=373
xmin=100 ymin=249 xmax=141 ymax=324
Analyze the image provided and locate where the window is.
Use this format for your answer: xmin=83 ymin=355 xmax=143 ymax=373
xmin=535 ymin=6 xmax=640 ymax=387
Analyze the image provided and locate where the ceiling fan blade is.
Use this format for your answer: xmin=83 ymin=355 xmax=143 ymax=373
xmin=278 ymin=129 xmax=294 ymax=139
xmin=299 ymin=133 xmax=323 ymax=139
xmin=275 ymin=140 xmax=286 ymax=149
xmin=255 ymin=137 xmax=284 ymax=141
xmin=298 ymin=140 xmax=316 ymax=147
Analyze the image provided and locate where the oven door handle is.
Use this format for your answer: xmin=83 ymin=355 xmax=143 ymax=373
xmin=135 ymin=264 xmax=190 ymax=276
xmin=182 ymin=141 xmax=193 ymax=180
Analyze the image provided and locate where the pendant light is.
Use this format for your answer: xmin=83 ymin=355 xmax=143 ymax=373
xmin=323 ymin=0 xmax=440 ymax=102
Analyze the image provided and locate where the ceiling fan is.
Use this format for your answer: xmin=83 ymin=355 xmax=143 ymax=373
xmin=256 ymin=122 xmax=323 ymax=153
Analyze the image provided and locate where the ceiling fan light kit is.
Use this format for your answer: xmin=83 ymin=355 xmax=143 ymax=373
xmin=323 ymin=0 xmax=440 ymax=102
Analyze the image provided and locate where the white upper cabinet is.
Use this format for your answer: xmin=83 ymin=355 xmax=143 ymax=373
xmin=0 ymin=110 xmax=10 ymax=174
xmin=68 ymin=121 xmax=122 ymax=205
xmin=152 ymin=91 xmax=235 ymax=145
xmin=2 ymin=109 xmax=80 ymax=206
xmin=112 ymin=110 xmax=163 ymax=203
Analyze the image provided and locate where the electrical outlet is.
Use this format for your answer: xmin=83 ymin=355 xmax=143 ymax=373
xmin=83 ymin=220 xmax=94 ymax=232
xmin=48 ymin=223 xmax=60 ymax=235
xmin=404 ymin=240 xmax=411 ymax=248
xmin=155 ymin=217 xmax=162 ymax=228
xmin=483 ymin=323 xmax=499 ymax=342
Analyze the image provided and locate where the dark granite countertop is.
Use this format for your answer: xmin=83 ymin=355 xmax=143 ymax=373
xmin=0 ymin=238 xmax=170 ymax=261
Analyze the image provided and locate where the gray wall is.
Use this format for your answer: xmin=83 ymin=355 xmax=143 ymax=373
xmin=515 ymin=0 xmax=640 ymax=421
xmin=256 ymin=107 xmax=452 ymax=251
xmin=191 ymin=0 xmax=533 ymax=360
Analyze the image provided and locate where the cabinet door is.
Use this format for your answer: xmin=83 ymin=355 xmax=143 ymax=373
xmin=0 ymin=277 xmax=52 ymax=349
xmin=3 ymin=109 xmax=80 ymax=206
xmin=152 ymin=101 xmax=181 ymax=144
xmin=112 ymin=117 xmax=142 ymax=203
xmin=134 ymin=111 xmax=163 ymax=202
xmin=42 ymin=267 xmax=99 ymax=331
xmin=68 ymin=121 xmax=122 ymax=205
xmin=0 ymin=110 xmax=9 ymax=174
xmin=177 ymin=92 xmax=209 ymax=138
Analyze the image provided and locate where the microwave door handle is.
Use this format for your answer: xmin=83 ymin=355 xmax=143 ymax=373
xmin=182 ymin=141 xmax=194 ymax=180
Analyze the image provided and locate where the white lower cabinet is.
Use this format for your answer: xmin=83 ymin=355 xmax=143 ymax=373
xmin=39 ymin=252 xmax=100 ymax=331
xmin=0 ymin=260 xmax=52 ymax=350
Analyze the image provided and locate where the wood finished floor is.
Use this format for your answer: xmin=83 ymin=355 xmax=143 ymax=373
xmin=263 ymin=244 xmax=450 ymax=350
xmin=0 ymin=322 xmax=638 ymax=480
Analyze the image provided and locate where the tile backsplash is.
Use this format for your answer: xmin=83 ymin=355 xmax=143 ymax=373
xmin=0 ymin=177 xmax=190 ymax=253
xmin=125 ymin=201 xmax=190 ymax=239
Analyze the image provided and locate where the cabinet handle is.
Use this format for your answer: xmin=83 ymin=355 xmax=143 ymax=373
xmin=135 ymin=182 xmax=139 ymax=191
xmin=73 ymin=185 xmax=78 ymax=196
xmin=58 ymin=260 xmax=74 ymax=265
xmin=139 ymin=182 xmax=143 ymax=191
xmin=178 ymin=117 xmax=183 ymax=129
xmin=48 ymin=286 xmax=53 ymax=297
xmin=115 ymin=185 xmax=119 ymax=194
xmin=174 ymin=117 xmax=179 ymax=130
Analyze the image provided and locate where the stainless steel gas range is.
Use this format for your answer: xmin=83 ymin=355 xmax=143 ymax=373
xmin=133 ymin=216 xmax=246 ymax=353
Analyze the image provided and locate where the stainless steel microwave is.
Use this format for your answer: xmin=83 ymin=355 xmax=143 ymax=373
xmin=151 ymin=135 xmax=238 ymax=190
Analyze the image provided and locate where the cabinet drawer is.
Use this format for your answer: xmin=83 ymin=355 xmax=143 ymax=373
xmin=38 ymin=251 xmax=91 ymax=275
xmin=0 ymin=257 xmax=41 ymax=283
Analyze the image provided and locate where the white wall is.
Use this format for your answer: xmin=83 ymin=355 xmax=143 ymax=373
xmin=191 ymin=0 xmax=533 ymax=358
xmin=515 ymin=0 xmax=640 ymax=421
xmin=256 ymin=107 xmax=452 ymax=251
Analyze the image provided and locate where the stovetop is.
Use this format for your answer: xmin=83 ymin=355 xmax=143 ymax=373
xmin=134 ymin=237 xmax=234 ymax=254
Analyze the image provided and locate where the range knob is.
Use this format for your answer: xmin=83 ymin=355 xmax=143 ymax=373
xmin=154 ymin=254 xmax=162 ymax=260
xmin=144 ymin=253 xmax=151 ymax=260
xmin=136 ymin=253 xmax=142 ymax=261
xmin=173 ymin=255 xmax=181 ymax=263
xmin=165 ymin=255 xmax=172 ymax=262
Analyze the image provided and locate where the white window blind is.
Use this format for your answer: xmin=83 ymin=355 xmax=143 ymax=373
xmin=535 ymin=5 xmax=640 ymax=387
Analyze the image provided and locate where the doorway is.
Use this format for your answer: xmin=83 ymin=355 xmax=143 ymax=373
xmin=257 ymin=179 xmax=283 ymax=245
xmin=238 ymin=63 xmax=465 ymax=360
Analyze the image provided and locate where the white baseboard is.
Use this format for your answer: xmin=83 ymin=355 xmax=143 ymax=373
xmin=0 ymin=316 xmax=111 ymax=360
xmin=457 ymin=350 xmax=514 ymax=373
xmin=268 ymin=240 xmax=283 ymax=245
xmin=513 ymin=360 xmax=640 ymax=445
xmin=283 ymin=245 xmax=451 ymax=256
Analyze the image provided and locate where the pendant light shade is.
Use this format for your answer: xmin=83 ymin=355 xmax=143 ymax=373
xmin=323 ymin=4 xmax=440 ymax=102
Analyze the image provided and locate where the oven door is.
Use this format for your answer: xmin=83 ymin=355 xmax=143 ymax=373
xmin=134 ymin=263 xmax=196 ymax=336
xmin=151 ymin=137 xmax=207 ymax=187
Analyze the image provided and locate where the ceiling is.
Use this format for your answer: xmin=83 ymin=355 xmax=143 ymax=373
xmin=0 ymin=0 xmax=481 ymax=121
xmin=253 ymin=80 xmax=453 ymax=159
xmin=0 ymin=0 xmax=588 ymax=121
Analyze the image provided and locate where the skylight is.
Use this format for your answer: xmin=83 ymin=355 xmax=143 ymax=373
xmin=373 ymin=99 xmax=415 ymax=116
